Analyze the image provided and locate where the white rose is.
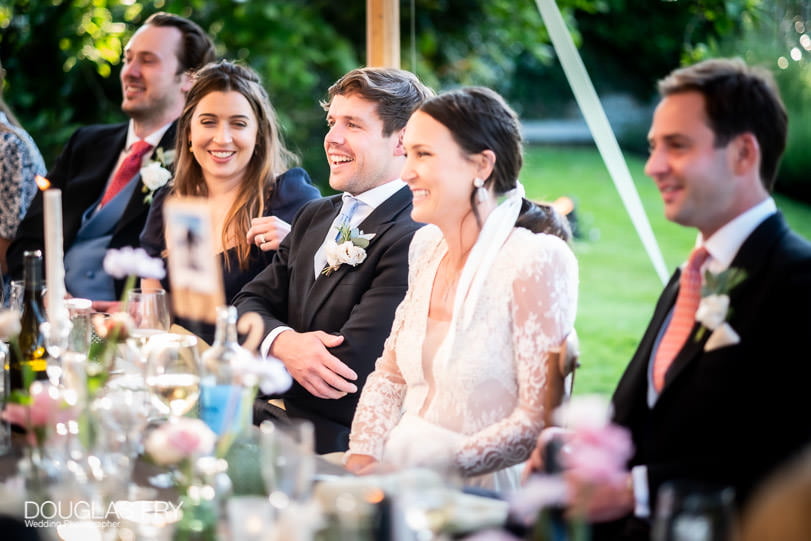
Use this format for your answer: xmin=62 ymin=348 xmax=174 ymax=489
xmin=140 ymin=162 xmax=172 ymax=191
xmin=695 ymin=294 xmax=729 ymax=330
xmin=344 ymin=243 xmax=367 ymax=266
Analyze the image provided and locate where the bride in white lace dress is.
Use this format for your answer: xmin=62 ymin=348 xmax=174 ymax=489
xmin=344 ymin=87 xmax=578 ymax=492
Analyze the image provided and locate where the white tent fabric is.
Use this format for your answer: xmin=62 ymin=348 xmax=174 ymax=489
xmin=534 ymin=0 xmax=669 ymax=284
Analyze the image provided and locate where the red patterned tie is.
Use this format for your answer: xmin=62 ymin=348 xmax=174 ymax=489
xmin=653 ymin=247 xmax=710 ymax=391
xmin=100 ymin=140 xmax=153 ymax=207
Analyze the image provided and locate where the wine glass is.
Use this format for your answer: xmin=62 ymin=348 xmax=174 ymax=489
xmin=260 ymin=419 xmax=316 ymax=510
xmin=126 ymin=287 xmax=170 ymax=343
xmin=123 ymin=288 xmax=170 ymax=378
xmin=144 ymin=333 xmax=200 ymax=419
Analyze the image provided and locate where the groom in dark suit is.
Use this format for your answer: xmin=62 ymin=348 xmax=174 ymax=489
xmin=235 ymin=67 xmax=433 ymax=453
xmin=534 ymin=59 xmax=811 ymax=540
xmin=7 ymin=13 xmax=214 ymax=302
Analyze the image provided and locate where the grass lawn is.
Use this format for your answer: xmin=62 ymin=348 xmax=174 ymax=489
xmin=521 ymin=145 xmax=811 ymax=396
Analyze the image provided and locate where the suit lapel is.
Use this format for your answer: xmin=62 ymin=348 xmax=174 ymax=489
xmin=618 ymin=271 xmax=681 ymax=401
xmin=302 ymin=186 xmax=412 ymax=329
xmin=116 ymin=122 xmax=178 ymax=233
xmin=661 ymin=213 xmax=787 ymax=392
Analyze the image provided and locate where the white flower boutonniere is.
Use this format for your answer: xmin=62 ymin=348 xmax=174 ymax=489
xmin=322 ymin=224 xmax=375 ymax=276
xmin=695 ymin=267 xmax=747 ymax=350
xmin=141 ymin=147 xmax=175 ymax=204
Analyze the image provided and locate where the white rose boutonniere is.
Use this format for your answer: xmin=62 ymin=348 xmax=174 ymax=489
xmin=141 ymin=147 xmax=175 ymax=204
xmin=321 ymin=224 xmax=376 ymax=276
xmin=695 ymin=267 xmax=747 ymax=350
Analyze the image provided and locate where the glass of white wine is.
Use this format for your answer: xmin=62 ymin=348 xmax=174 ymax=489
xmin=144 ymin=333 xmax=200 ymax=419
xmin=125 ymin=288 xmax=171 ymax=371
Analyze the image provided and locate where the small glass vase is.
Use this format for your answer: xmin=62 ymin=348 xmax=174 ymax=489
xmin=173 ymin=457 xmax=232 ymax=541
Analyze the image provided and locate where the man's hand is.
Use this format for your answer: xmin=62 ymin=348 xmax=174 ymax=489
xmin=248 ymin=216 xmax=291 ymax=252
xmin=271 ymin=329 xmax=357 ymax=399
xmin=565 ymin=471 xmax=634 ymax=523
xmin=344 ymin=453 xmax=379 ymax=475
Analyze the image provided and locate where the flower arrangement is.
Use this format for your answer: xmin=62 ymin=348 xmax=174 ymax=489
xmin=211 ymin=352 xmax=293 ymax=458
xmin=88 ymin=247 xmax=166 ymax=392
xmin=140 ymin=147 xmax=174 ymax=204
xmin=322 ymin=224 xmax=375 ymax=276
xmin=509 ymin=395 xmax=633 ymax=541
xmin=145 ymin=417 xmax=216 ymax=469
xmin=1 ymin=381 xmax=77 ymax=448
xmin=695 ymin=267 xmax=747 ymax=349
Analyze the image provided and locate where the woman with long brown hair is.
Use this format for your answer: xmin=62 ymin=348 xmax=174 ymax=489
xmin=141 ymin=60 xmax=319 ymax=341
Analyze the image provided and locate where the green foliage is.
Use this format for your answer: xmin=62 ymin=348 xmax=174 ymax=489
xmin=691 ymin=1 xmax=811 ymax=203
xmin=1 ymin=0 xmax=591 ymax=189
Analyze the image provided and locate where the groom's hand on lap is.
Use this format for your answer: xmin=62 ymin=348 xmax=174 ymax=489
xmin=272 ymin=329 xmax=358 ymax=399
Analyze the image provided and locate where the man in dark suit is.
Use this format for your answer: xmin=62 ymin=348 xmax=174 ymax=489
xmin=7 ymin=13 xmax=214 ymax=302
xmin=234 ymin=67 xmax=433 ymax=453
xmin=528 ymin=59 xmax=811 ymax=539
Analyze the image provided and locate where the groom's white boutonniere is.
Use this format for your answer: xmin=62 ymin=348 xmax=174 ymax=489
xmin=322 ymin=224 xmax=375 ymax=276
xmin=695 ymin=267 xmax=747 ymax=350
xmin=141 ymin=147 xmax=175 ymax=204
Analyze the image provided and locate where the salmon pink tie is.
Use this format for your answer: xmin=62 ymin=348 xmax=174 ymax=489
xmin=100 ymin=140 xmax=153 ymax=207
xmin=653 ymin=247 xmax=710 ymax=391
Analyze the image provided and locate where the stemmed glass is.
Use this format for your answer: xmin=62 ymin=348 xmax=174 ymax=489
xmin=144 ymin=334 xmax=200 ymax=489
xmin=144 ymin=333 xmax=200 ymax=420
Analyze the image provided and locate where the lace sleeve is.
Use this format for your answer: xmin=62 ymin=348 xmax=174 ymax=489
xmin=455 ymin=234 xmax=578 ymax=476
xmin=346 ymin=228 xmax=440 ymax=459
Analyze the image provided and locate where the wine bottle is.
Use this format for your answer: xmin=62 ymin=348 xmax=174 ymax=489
xmin=9 ymin=250 xmax=49 ymax=393
xmin=200 ymin=305 xmax=253 ymax=436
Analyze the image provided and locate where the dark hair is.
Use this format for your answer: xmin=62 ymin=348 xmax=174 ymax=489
xmin=321 ymin=67 xmax=434 ymax=136
xmin=515 ymin=199 xmax=572 ymax=243
xmin=419 ymin=87 xmax=523 ymax=224
xmin=657 ymin=57 xmax=787 ymax=190
xmin=173 ymin=60 xmax=298 ymax=270
xmin=144 ymin=12 xmax=216 ymax=74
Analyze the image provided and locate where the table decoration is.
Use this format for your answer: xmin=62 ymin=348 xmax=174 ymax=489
xmin=508 ymin=395 xmax=633 ymax=541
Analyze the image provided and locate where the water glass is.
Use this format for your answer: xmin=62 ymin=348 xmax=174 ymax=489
xmin=652 ymin=480 xmax=736 ymax=541
xmin=260 ymin=419 xmax=316 ymax=507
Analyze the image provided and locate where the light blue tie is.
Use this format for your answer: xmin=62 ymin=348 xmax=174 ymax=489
xmin=334 ymin=197 xmax=359 ymax=240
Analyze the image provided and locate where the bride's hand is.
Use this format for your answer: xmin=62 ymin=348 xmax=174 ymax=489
xmin=345 ymin=453 xmax=379 ymax=475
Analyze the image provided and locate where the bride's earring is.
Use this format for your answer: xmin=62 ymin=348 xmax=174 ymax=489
xmin=473 ymin=177 xmax=488 ymax=203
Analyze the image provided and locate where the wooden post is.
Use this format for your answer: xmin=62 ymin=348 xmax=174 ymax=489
xmin=366 ymin=0 xmax=400 ymax=68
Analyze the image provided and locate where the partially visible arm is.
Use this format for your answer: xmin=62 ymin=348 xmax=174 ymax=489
xmin=248 ymin=168 xmax=320 ymax=252
xmin=455 ymin=235 xmax=579 ymax=476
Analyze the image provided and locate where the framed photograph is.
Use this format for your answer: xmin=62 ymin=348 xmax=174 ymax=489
xmin=163 ymin=196 xmax=225 ymax=324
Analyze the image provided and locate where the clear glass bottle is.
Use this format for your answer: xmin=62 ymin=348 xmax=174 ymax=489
xmin=9 ymin=250 xmax=49 ymax=392
xmin=199 ymin=306 xmax=252 ymax=436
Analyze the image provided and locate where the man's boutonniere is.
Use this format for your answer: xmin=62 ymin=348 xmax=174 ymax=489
xmin=141 ymin=147 xmax=175 ymax=204
xmin=694 ymin=267 xmax=747 ymax=350
xmin=321 ymin=224 xmax=375 ymax=276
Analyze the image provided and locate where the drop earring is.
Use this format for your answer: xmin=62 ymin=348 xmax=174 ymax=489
xmin=473 ymin=177 xmax=488 ymax=203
